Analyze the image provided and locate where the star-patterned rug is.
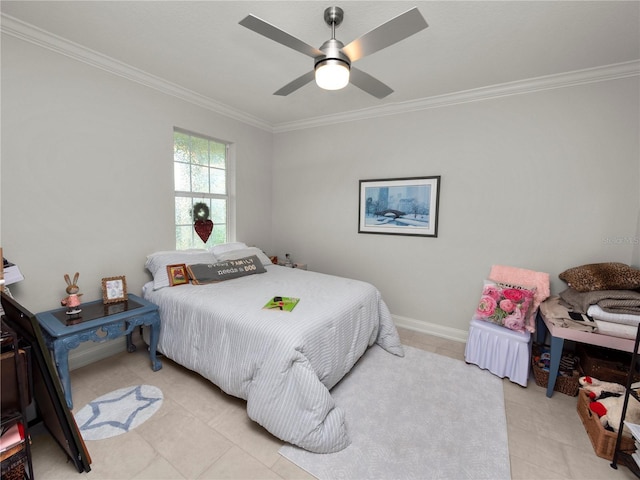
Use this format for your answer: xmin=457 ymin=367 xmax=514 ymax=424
xmin=74 ymin=385 xmax=163 ymax=440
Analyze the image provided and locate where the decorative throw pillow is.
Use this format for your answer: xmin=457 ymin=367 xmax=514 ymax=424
xmin=488 ymin=265 xmax=550 ymax=333
xmin=209 ymin=242 xmax=248 ymax=256
xmin=559 ymin=263 xmax=640 ymax=292
xmin=216 ymin=247 xmax=273 ymax=267
xmin=187 ymin=255 xmax=266 ymax=284
xmin=474 ymin=280 xmax=535 ymax=333
xmin=145 ymin=250 xmax=216 ymax=290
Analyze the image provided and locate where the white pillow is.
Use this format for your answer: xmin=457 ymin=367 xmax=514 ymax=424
xmin=145 ymin=250 xmax=216 ymax=290
xmin=216 ymin=247 xmax=273 ymax=267
xmin=209 ymin=242 xmax=248 ymax=256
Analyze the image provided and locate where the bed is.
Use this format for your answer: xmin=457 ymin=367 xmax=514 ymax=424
xmin=143 ymin=245 xmax=404 ymax=453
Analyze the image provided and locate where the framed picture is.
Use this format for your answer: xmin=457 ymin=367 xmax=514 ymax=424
xmin=166 ymin=263 xmax=189 ymax=287
xmin=101 ymin=276 xmax=128 ymax=304
xmin=358 ymin=176 xmax=441 ymax=237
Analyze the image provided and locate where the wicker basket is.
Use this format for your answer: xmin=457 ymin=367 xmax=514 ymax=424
xmin=577 ymin=390 xmax=636 ymax=460
xmin=532 ymin=343 xmax=582 ymax=396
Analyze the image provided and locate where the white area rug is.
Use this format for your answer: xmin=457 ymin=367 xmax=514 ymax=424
xmin=74 ymin=385 xmax=163 ymax=440
xmin=279 ymin=345 xmax=511 ymax=480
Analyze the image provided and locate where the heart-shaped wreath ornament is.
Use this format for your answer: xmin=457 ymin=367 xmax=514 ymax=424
xmin=192 ymin=202 xmax=213 ymax=243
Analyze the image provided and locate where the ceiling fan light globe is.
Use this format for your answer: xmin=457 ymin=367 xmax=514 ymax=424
xmin=315 ymin=59 xmax=350 ymax=90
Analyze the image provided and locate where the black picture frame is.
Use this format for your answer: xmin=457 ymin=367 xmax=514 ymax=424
xmin=358 ymin=176 xmax=441 ymax=237
xmin=0 ymin=291 xmax=92 ymax=473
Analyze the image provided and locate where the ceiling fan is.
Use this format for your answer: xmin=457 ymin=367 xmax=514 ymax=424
xmin=239 ymin=6 xmax=428 ymax=99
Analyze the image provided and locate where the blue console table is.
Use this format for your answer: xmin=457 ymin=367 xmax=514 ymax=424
xmin=36 ymin=294 xmax=162 ymax=409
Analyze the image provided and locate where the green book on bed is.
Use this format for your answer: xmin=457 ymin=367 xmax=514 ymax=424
xmin=263 ymin=296 xmax=299 ymax=312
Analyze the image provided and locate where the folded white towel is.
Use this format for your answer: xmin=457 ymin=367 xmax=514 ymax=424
xmin=587 ymin=304 xmax=640 ymax=326
xmin=594 ymin=319 xmax=638 ymax=339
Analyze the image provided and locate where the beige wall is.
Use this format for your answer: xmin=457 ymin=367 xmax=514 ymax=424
xmin=2 ymin=29 xmax=639 ymax=355
xmin=1 ymin=35 xmax=274 ymax=314
xmin=271 ymin=77 xmax=640 ymax=338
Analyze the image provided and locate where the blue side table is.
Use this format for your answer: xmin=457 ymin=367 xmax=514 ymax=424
xmin=36 ymin=294 xmax=162 ymax=409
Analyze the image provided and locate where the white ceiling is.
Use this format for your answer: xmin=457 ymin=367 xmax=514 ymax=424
xmin=2 ymin=1 xmax=639 ymax=130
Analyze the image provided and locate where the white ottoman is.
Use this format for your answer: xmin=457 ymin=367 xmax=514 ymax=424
xmin=464 ymin=318 xmax=531 ymax=387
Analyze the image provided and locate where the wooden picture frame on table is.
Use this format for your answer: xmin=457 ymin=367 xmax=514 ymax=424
xmin=101 ymin=276 xmax=128 ymax=304
xmin=167 ymin=263 xmax=189 ymax=287
xmin=358 ymin=176 xmax=441 ymax=238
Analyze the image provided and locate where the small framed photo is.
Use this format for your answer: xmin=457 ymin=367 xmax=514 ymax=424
xmin=101 ymin=276 xmax=128 ymax=304
xmin=167 ymin=263 xmax=189 ymax=287
xmin=358 ymin=176 xmax=441 ymax=238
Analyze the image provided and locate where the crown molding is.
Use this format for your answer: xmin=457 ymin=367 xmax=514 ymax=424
xmin=3 ymin=13 xmax=638 ymax=135
xmin=0 ymin=14 xmax=273 ymax=132
xmin=273 ymin=60 xmax=640 ymax=133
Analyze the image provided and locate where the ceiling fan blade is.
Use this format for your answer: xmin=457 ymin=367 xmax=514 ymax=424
xmin=349 ymin=67 xmax=394 ymax=99
xmin=342 ymin=8 xmax=428 ymax=63
xmin=239 ymin=14 xmax=323 ymax=58
xmin=274 ymin=70 xmax=315 ymax=96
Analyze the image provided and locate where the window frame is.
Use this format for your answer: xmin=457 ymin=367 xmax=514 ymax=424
xmin=173 ymin=128 xmax=235 ymax=249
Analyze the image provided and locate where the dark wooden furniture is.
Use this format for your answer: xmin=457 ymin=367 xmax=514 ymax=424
xmin=1 ymin=292 xmax=91 ymax=474
xmin=1 ymin=322 xmax=33 ymax=479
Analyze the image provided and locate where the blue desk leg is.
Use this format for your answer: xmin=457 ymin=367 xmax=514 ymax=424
xmin=546 ymin=336 xmax=565 ymax=398
xmin=147 ymin=316 xmax=162 ymax=372
xmin=126 ymin=333 xmax=137 ymax=353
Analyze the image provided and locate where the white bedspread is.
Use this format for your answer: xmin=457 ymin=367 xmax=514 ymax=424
xmin=143 ymin=265 xmax=403 ymax=453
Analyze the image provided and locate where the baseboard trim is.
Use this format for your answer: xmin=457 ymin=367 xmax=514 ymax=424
xmin=393 ymin=314 xmax=468 ymax=343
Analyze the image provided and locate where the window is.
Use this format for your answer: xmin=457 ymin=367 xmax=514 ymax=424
xmin=174 ymin=129 xmax=230 ymax=249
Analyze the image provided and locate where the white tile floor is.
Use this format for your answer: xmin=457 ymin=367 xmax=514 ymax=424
xmin=28 ymin=327 xmax=638 ymax=479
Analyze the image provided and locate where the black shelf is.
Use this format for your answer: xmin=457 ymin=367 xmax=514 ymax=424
xmin=611 ymin=451 xmax=640 ymax=477
xmin=610 ymin=323 xmax=640 ymax=478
